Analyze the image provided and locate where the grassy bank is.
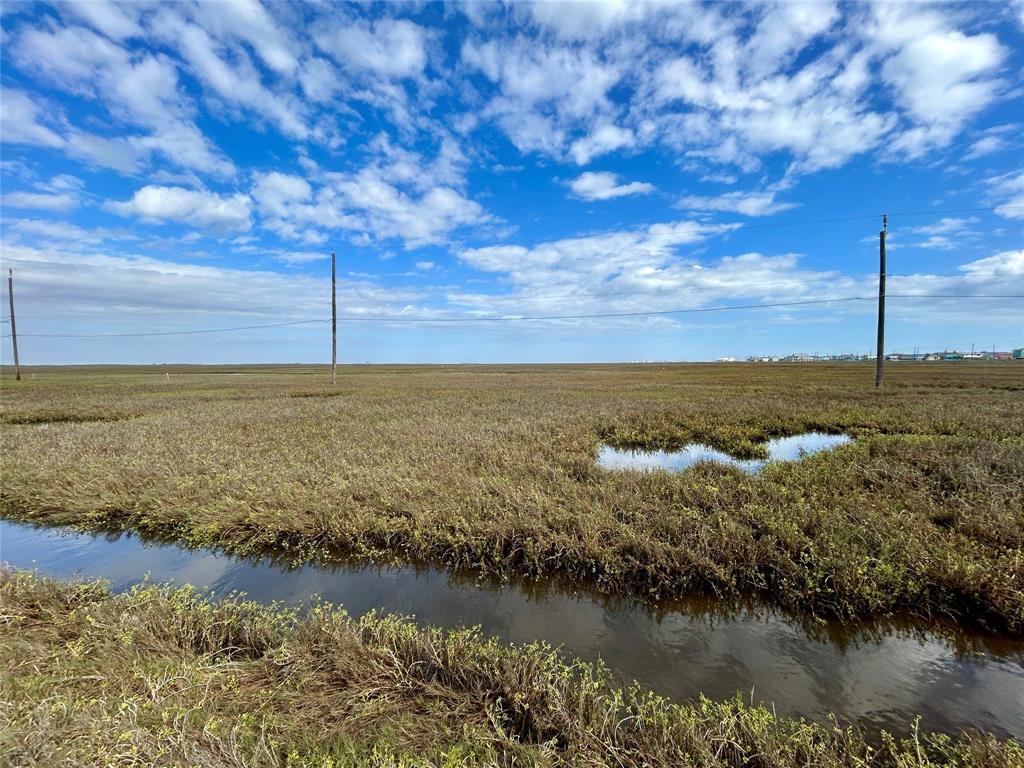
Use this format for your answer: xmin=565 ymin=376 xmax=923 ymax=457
xmin=1 ymin=363 xmax=1022 ymax=632
xmin=2 ymin=570 xmax=1020 ymax=767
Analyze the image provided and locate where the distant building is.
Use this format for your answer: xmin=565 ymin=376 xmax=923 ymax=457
xmin=943 ymin=352 xmax=964 ymax=361
xmin=993 ymin=351 xmax=1012 ymax=361
xmin=1014 ymin=348 xmax=1024 ymax=360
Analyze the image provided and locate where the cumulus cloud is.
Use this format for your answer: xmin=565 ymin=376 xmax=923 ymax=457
xmin=568 ymin=171 xmax=654 ymax=200
xmin=107 ymin=186 xmax=252 ymax=233
xmin=454 ymin=220 xmax=750 ymax=319
xmin=245 ymin=138 xmax=490 ymax=249
xmin=569 ymin=124 xmax=635 ymax=164
xmin=874 ymin=5 xmax=1007 ymax=157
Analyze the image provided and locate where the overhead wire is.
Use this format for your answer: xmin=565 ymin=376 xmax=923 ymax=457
xmin=4 ymin=293 xmax=1022 ymax=338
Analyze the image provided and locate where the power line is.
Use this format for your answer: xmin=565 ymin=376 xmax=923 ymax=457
xmin=3 ymin=319 xmax=328 ymax=339
xmin=702 ymin=204 xmax=1024 ymax=231
xmin=4 ymin=293 xmax=1022 ymax=338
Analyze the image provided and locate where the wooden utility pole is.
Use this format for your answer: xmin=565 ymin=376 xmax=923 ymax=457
xmin=331 ymin=249 xmax=337 ymax=386
xmin=875 ymin=215 xmax=887 ymax=388
xmin=7 ymin=269 xmax=20 ymax=382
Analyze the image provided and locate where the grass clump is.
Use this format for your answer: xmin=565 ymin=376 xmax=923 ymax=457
xmin=1 ymin=363 xmax=1022 ymax=633
xmin=2 ymin=570 xmax=1021 ymax=768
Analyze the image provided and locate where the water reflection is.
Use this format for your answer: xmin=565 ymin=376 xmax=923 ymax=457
xmin=598 ymin=432 xmax=852 ymax=474
xmin=1 ymin=518 xmax=1020 ymax=739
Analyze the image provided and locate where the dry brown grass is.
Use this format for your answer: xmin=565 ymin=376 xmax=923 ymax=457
xmin=1 ymin=362 xmax=1022 ymax=632
xmin=2 ymin=570 xmax=1021 ymax=768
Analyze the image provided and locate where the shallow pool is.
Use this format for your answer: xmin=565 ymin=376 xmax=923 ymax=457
xmin=598 ymin=432 xmax=852 ymax=474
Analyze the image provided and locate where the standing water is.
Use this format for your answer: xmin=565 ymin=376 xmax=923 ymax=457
xmin=598 ymin=432 xmax=852 ymax=473
xmin=1 ymin=518 xmax=1021 ymax=740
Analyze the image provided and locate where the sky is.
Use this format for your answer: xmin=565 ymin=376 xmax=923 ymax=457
xmin=1 ymin=0 xmax=1022 ymax=365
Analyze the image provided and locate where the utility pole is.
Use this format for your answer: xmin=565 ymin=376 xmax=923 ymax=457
xmin=7 ymin=270 xmax=20 ymax=382
xmin=875 ymin=215 xmax=887 ymax=388
xmin=331 ymin=249 xmax=337 ymax=386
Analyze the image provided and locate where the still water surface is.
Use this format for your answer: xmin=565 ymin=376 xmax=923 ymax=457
xmin=598 ymin=432 xmax=852 ymax=473
xmin=1 ymin=518 xmax=1021 ymax=739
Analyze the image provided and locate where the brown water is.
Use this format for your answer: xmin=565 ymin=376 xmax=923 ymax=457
xmin=1 ymin=518 xmax=1021 ymax=740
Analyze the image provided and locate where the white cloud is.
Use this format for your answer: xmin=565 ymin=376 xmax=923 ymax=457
xmin=149 ymin=9 xmax=310 ymax=140
xmin=12 ymin=23 xmax=234 ymax=176
xmin=0 ymin=88 xmax=64 ymax=148
xmin=677 ymin=190 xmax=795 ymax=217
xmin=1 ymin=191 xmax=79 ymax=212
xmin=462 ymin=37 xmax=621 ymax=158
xmin=190 ymin=0 xmax=299 ymax=75
xmin=61 ymin=0 xmax=142 ymax=41
xmin=570 ymin=124 xmax=635 ymax=164
xmin=883 ymin=249 xmax=1024 ymax=321
xmin=415 ymin=261 xmax=435 ymax=270
xmin=963 ymin=125 xmax=1018 ymax=161
xmin=569 ymin=171 xmax=654 ymax=201
xmin=246 ymin=139 xmax=490 ymax=249
xmin=317 ymin=17 xmax=429 ymax=79
xmin=67 ymin=130 xmax=148 ymax=174
xmin=107 ymin=186 xmax=252 ymax=233
xmin=456 ymin=220 xmax=742 ymax=312
xmin=521 ymin=1 xmax=652 ymax=41
xmin=986 ymin=170 xmax=1024 ymax=220
xmin=329 ymin=170 xmax=489 ymax=248
xmin=957 ymin=249 xmax=1024 ymax=278
xmin=0 ymin=241 xmax=422 ymax=322
xmin=910 ymin=217 xmax=979 ymax=236
xmin=252 ymin=172 xmax=313 ymax=218
xmin=872 ymin=5 xmax=1008 ymax=157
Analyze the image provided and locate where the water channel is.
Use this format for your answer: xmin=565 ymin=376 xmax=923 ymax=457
xmin=1 ymin=518 xmax=1021 ymax=740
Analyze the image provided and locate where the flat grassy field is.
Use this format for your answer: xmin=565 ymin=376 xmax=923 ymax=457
xmin=3 ymin=570 xmax=1021 ymax=767
xmin=1 ymin=363 xmax=1022 ymax=632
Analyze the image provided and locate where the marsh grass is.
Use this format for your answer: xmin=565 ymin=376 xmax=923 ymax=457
xmin=1 ymin=363 xmax=1022 ymax=633
xmin=2 ymin=570 xmax=1021 ymax=768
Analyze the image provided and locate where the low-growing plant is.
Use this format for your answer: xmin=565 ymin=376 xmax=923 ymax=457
xmin=1 ymin=363 xmax=1022 ymax=633
xmin=2 ymin=570 xmax=1021 ymax=768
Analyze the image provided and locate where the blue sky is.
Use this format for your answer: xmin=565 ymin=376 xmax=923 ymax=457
xmin=1 ymin=0 xmax=1021 ymax=364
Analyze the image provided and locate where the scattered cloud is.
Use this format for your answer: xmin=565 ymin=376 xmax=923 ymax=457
xmin=964 ymin=124 xmax=1018 ymax=160
xmin=107 ymin=186 xmax=252 ymax=233
xmin=986 ymin=170 xmax=1024 ymax=220
xmin=569 ymin=172 xmax=654 ymax=201
xmin=0 ymin=88 xmax=64 ymax=148
xmin=677 ymin=190 xmax=795 ymax=217
xmin=570 ymin=124 xmax=635 ymax=165
xmin=0 ymin=2 xmax=1020 ymax=359
xmin=316 ymin=17 xmax=429 ymax=79
xmin=1 ymin=191 xmax=79 ymax=212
